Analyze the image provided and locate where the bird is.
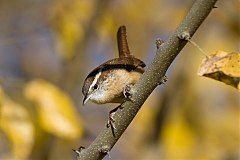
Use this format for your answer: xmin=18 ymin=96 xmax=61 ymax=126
xmin=82 ymin=25 xmax=146 ymax=136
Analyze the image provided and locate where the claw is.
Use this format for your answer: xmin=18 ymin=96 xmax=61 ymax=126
xmin=123 ymin=84 xmax=135 ymax=102
xmin=107 ymin=113 xmax=116 ymax=130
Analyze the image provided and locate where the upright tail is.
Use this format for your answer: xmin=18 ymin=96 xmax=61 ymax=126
xmin=117 ymin=25 xmax=131 ymax=58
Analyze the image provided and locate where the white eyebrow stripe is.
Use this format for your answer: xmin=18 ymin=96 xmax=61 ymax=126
xmin=89 ymin=70 xmax=102 ymax=91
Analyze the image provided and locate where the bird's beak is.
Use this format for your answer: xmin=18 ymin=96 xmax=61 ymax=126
xmin=83 ymin=94 xmax=91 ymax=105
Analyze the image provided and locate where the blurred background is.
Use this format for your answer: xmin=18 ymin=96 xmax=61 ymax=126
xmin=0 ymin=0 xmax=239 ymax=159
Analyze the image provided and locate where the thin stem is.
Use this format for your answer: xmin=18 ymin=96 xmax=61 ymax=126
xmin=188 ymin=39 xmax=209 ymax=58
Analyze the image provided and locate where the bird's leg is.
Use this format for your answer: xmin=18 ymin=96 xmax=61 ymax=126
xmin=107 ymin=104 xmax=123 ymax=137
xmin=106 ymin=83 xmax=137 ymax=136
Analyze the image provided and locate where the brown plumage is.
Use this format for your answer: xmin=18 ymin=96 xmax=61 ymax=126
xmin=82 ymin=25 xmax=145 ymax=104
xmin=117 ymin=25 xmax=130 ymax=58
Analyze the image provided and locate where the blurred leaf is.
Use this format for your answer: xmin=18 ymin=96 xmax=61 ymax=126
xmin=95 ymin=11 xmax=116 ymax=42
xmin=161 ymin=114 xmax=196 ymax=158
xmin=198 ymin=51 xmax=240 ymax=90
xmin=50 ymin=1 xmax=93 ymax=60
xmin=201 ymin=106 xmax=240 ymax=159
xmin=0 ymin=86 xmax=34 ymax=159
xmin=24 ymin=79 xmax=83 ymax=140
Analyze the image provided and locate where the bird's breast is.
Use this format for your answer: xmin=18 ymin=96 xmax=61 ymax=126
xmin=97 ymin=69 xmax=142 ymax=104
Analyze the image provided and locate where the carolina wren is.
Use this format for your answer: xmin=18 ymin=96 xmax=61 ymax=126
xmin=82 ymin=25 xmax=145 ymax=135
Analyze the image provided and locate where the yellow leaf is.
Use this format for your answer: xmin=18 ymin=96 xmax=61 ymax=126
xmin=198 ymin=51 xmax=240 ymax=90
xmin=24 ymin=79 xmax=83 ymax=139
xmin=0 ymin=87 xmax=34 ymax=159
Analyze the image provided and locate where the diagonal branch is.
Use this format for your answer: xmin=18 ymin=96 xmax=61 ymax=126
xmin=77 ymin=0 xmax=218 ymax=159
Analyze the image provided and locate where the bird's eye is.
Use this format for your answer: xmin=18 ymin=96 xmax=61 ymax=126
xmin=93 ymin=84 xmax=98 ymax=89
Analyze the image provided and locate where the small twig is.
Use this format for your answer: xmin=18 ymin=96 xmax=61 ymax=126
xmin=72 ymin=146 xmax=85 ymax=157
xmin=178 ymin=31 xmax=209 ymax=58
xmin=99 ymin=145 xmax=111 ymax=158
xmin=155 ymin=38 xmax=164 ymax=49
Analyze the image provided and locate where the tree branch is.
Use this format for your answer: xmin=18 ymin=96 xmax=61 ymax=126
xmin=77 ymin=0 xmax=218 ymax=159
